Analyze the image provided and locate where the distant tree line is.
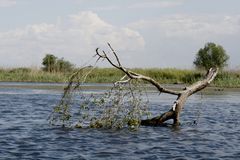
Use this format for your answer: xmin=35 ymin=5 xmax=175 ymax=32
xmin=41 ymin=42 xmax=229 ymax=73
xmin=42 ymin=54 xmax=74 ymax=73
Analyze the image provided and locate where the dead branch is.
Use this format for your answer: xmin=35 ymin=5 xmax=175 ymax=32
xmin=95 ymin=44 xmax=218 ymax=126
xmin=96 ymin=45 xmax=180 ymax=96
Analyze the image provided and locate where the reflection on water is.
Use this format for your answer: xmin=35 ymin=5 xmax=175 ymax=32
xmin=0 ymin=83 xmax=240 ymax=159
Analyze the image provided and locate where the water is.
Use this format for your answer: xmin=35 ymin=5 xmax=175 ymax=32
xmin=0 ymin=83 xmax=240 ymax=159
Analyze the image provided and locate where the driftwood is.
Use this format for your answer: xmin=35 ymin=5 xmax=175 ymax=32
xmin=96 ymin=43 xmax=218 ymax=126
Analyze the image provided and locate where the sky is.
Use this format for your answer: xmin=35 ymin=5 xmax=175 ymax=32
xmin=0 ymin=0 xmax=240 ymax=69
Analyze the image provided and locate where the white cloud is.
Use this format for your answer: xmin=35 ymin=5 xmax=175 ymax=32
xmin=0 ymin=11 xmax=145 ymax=67
xmin=0 ymin=0 xmax=16 ymax=7
xmin=129 ymin=14 xmax=240 ymax=39
xmin=125 ymin=14 xmax=240 ymax=68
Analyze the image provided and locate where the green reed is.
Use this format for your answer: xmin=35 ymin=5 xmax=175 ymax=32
xmin=0 ymin=67 xmax=239 ymax=87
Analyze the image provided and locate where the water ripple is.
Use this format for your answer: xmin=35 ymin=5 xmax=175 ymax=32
xmin=0 ymin=86 xmax=240 ymax=159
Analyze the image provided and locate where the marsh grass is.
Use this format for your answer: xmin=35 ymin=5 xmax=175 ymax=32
xmin=0 ymin=67 xmax=239 ymax=87
xmin=214 ymin=70 xmax=240 ymax=87
xmin=0 ymin=68 xmax=68 ymax=82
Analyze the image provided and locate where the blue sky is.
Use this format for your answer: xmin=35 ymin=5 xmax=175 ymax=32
xmin=0 ymin=0 xmax=240 ymax=69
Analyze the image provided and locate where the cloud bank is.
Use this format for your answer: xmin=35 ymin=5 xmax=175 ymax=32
xmin=1 ymin=8 xmax=240 ymax=68
xmin=0 ymin=11 xmax=145 ymax=67
xmin=129 ymin=14 xmax=240 ymax=39
xmin=127 ymin=14 xmax=240 ymax=68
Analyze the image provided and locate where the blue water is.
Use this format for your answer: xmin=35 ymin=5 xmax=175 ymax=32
xmin=0 ymin=83 xmax=240 ymax=159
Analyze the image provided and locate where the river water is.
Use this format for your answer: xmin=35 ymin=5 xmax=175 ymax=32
xmin=0 ymin=83 xmax=239 ymax=159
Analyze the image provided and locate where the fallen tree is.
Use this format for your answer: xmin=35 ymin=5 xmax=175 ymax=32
xmin=95 ymin=43 xmax=218 ymax=126
xmin=49 ymin=43 xmax=218 ymax=128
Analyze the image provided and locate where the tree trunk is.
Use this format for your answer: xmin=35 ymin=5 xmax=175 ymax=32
xmin=141 ymin=68 xmax=218 ymax=126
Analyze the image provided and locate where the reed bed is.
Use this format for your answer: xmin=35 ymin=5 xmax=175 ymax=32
xmin=0 ymin=67 xmax=239 ymax=87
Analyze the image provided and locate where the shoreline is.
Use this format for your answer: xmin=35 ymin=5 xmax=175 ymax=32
xmin=1 ymin=81 xmax=240 ymax=92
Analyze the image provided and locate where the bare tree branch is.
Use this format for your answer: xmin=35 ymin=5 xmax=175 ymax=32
xmin=95 ymin=46 xmax=181 ymax=95
xmin=107 ymin=43 xmax=122 ymax=67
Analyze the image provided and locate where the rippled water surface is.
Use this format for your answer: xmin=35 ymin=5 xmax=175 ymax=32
xmin=0 ymin=83 xmax=240 ymax=159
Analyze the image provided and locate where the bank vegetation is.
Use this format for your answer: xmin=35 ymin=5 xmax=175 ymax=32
xmin=0 ymin=67 xmax=239 ymax=88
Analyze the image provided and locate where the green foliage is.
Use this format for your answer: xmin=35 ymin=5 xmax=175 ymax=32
xmin=193 ymin=42 xmax=229 ymax=71
xmin=42 ymin=54 xmax=57 ymax=72
xmin=42 ymin=54 xmax=74 ymax=73
xmin=55 ymin=58 xmax=74 ymax=73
